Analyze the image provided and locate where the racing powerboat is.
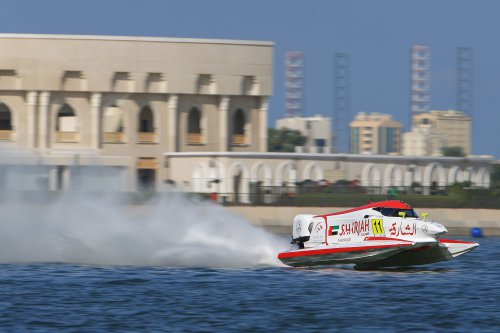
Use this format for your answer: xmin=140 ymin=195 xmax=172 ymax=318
xmin=278 ymin=200 xmax=479 ymax=269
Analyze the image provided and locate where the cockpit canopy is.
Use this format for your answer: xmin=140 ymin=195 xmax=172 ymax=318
xmin=373 ymin=207 xmax=419 ymax=218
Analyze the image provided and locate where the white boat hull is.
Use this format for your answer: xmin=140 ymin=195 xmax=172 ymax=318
xmin=355 ymin=239 xmax=479 ymax=269
xmin=279 ymin=243 xmax=412 ymax=267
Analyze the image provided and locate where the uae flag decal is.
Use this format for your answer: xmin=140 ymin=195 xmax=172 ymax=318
xmin=328 ymin=225 xmax=339 ymax=236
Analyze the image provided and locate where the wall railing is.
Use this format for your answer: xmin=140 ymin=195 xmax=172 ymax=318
xmin=55 ymin=131 xmax=78 ymax=142
xmin=232 ymin=134 xmax=247 ymax=145
xmin=193 ymin=185 xmax=485 ymax=208
xmin=103 ymin=132 xmax=125 ymax=143
xmin=187 ymin=133 xmax=203 ymax=145
xmin=138 ymin=132 xmax=156 ymax=143
xmin=0 ymin=130 xmax=13 ymax=141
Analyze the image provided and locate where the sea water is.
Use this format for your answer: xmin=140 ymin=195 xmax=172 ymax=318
xmin=0 ymin=192 xmax=498 ymax=332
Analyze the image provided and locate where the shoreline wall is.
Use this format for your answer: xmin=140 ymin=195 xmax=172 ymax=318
xmin=2 ymin=199 xmax=497 ymax=237
xmin=227 ymin=206 xmax=500 ymax=236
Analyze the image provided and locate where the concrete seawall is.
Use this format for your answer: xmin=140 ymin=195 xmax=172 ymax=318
xmin=227 ymin=206 xmax=500 ymax=236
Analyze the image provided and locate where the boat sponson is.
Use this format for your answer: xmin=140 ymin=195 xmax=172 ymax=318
xmin=278 ymin=242 xmax=415 ymax=267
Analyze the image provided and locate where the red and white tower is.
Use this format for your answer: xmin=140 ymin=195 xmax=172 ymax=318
xmin=285 ymin=51 xmax=304 ymax=117
xmin=456 ymin=47 xmax=473 ymax=116
xmin=410 ymin=45 xmax=430 ymax=123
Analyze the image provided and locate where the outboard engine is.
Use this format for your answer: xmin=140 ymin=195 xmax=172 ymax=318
xmin=292 ymin=214 xmax=315 ymax=248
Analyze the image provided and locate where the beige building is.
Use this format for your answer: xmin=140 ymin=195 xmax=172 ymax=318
xmin=165 ymin=152 xmax=491 ymax=200
xmin=0 ymin=33 xmax=272 ymax=191
xmin=0 ymin=34 xmax=490 ymax=197
xmin=275 ymin=115 xmax=332 ymax=153
xmin=349 ymin=112 xmax=403 ymax=155
xmin=412 ymin=110 xmax=472 ymax=155
xmin=402 ymin=125 xmax=445 ymax=157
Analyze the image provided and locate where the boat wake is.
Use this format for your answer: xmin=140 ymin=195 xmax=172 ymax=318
xmin=0 ymin=192 xmax=288 ymax=268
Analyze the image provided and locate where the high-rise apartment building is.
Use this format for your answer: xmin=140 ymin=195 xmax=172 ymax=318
xmin=350 ymin=113 xmax=403 ymax=155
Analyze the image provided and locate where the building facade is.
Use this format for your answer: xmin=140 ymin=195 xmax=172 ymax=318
xmin=275 ymin=115 xmax=332 ymax=153
xmin=0 ymin=34 xmax=489 ymax=196
xmin=402 ymin=125 xmax=445 ymax=157
xmin=0 ymin=33 xmax=272 ymax=191
xmin=164 ymin=152 xmax=492 ymax=202
xmin=412 ymin=110 xmax=472 ymax=155
xmin=350 ymin=113 xmax=403 ymax=155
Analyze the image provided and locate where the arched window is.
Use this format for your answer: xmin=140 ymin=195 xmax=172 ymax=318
xmin=187 ymin=107 xmax=202 ymax=145
xmin=103 ymin=105 xmax=125 ymax=143
xmin=188 ymin=107 xmax=201 ymax=134
xmin=233 ymin=108 xmax=246 ymax=145
xmin=0 ymin=103 xmax=12 ymax=130
xmin=56 ymin=104 xmax=77 ymax=132
xmin=138 ymin=106 xmax=154 ymax=133
xmin=234 ymin=109 xmax=245 ymax=135
xmin=55 ymin=104 xmax=78 ymax=142
xmin=103 ymin=106 xmax=124 ymax=132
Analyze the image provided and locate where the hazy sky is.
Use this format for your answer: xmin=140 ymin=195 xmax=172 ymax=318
xmin=1 ymin=0 xmax=500 ymax=156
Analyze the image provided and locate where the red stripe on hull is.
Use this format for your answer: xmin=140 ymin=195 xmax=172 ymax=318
xmin=363 ymin=236 xmax=413 ymax=243
xmin=439 ymin=238 xmax=478 ymax=245
xmin=278 ymin=243 xmax=413 ymax=260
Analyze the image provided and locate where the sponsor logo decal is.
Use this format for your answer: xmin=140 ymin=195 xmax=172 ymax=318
xmin=389 ymin=221 xmax=416 ymax=237
xmin=339 ymin=219 xmax=370 ymax=236
xmin=338 ymin=237 xmax=351 ymax=243
xmin=371 ymin=218 xmax=385 ymax=235
xmin=328 ymin=225 xmax=339 ymax=236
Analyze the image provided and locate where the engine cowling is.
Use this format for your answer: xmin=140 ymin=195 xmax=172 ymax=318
xmin=292 ymin=214 xmax=315 ymax=245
